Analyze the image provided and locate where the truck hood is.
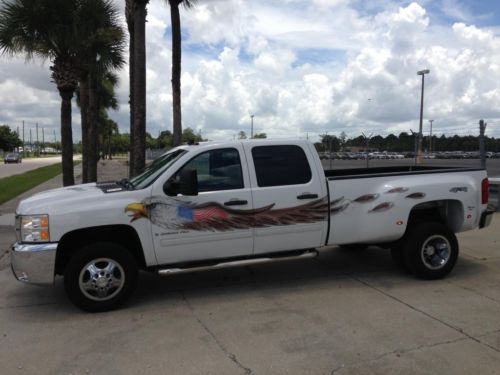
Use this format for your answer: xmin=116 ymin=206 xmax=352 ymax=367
xmin=16 ymin=182 xmax=126 ymax=215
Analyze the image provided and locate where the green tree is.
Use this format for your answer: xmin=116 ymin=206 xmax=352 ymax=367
xmin=182 ymin=127 xmax=203 ymax=144
xmin=78 ymin=0 xmax=125 ymax=182
xmin=0 ymin=0 xmax=125 ymax=185
xmin=0 ymin=125 xmax=22 ymax=151
xmin=0 ymin=0 xmax=84 ymax=185
xmin=158 ymin=130 xmax=174 ymax=148
xmin=238 ymin=131 xmax=247 ymax=140
xmin=320 ymin=134 xmax=340 ymax=152
xmin=98 ymin=114 xmax=118 ymax=159
xmin=126 ymin=0 xmax=149 ymax=177
xmin=253 ymin=133 xmax=267 ymax=139
xmin=339 ymin=131 xmax=347 ymax=148
xmin=166 ymin=0 xmax=196 ymax=147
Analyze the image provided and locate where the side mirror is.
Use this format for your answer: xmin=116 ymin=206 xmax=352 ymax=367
xmin=164 ymin=169 xmax=198 ymax=196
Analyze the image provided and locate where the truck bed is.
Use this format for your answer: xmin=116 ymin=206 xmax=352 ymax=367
xmin=325 ymin=166 xmax=483 ymax=180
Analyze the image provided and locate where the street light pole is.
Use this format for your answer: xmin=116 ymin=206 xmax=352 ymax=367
xmin=429 ymin=119 xmax=434 ymax=154
xmin=250 ymin=114 xmax=254 ymax=139
xmin=417 ymin=69 xmax=430 ymax=164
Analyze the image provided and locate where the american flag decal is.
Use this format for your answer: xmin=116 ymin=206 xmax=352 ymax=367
xmin=177 ymin=206 xmax=229 ymax=221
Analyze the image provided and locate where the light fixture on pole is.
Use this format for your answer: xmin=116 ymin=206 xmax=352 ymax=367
xmin=416 ymin=69 xmax=430 ymax=164
xmin=250 ymin=114 xmax=254 ymax=139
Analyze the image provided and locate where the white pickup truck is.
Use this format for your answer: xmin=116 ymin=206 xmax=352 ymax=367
xmin=11 ymin=140 xmax=494 ymax=311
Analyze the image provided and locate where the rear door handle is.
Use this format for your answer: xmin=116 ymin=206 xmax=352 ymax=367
xmin=224 ymin=200 xmax=248 ymax=206
xmin=297 ymin=193 xmax=318 ymax=200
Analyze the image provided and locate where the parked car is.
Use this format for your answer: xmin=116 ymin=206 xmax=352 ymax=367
xmin=4 ymin=153 xmax=22 ymax=164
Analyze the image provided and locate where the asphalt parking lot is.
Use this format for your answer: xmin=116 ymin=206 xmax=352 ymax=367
xmin=0 ymin=159 xmax=499 ymax=374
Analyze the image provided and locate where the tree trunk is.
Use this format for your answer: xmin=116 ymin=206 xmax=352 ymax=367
xmin=79 ymin=77 xmax=90 ymax=182
xmin=59 ymin=88 xmax=75 ymax=186
xmin=171 ymin=1 xmax=182 ymax=147
xmin=131 ymin=0 xmax=147 ymax=176
xmin=126 ymin=0 xmax=135 ymax=177
xmin=87 ymin=72 xmax=98 ymax=182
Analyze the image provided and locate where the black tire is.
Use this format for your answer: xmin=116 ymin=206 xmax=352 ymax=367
xmin=402 ymin=222 xmax=458 ymax=280
xmin=64 ymin=242 xmax=138 ymax=312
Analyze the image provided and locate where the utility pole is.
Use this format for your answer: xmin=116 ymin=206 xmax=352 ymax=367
xmin=22 ymin=121 xmax=25 ymax=156
xmin=479 ymin=119 xmax=487 ymax=169
xmin=410 ymin=129 xmax=418 ymax=165
xmin=416 ymin=69 xmax=430 ymax=164
xmin=429 ymin=119 xmax=434 ymax=154
xmin=329 ymin=135 xmax=333 ymax=170
xmin=53 ymin=129 xmax=57 ymax=152
xmin=42 ymin=128 xmax=45 ymax=153
xmin=36 ymin=123 xmax=39 ymax=156
xmin=362 ymin=132 xmax=373 ymax=168
xmin=250 ymin=114 xmax=254 ymax=139
xmin=29 ymin=128 xmax=32 ymax=155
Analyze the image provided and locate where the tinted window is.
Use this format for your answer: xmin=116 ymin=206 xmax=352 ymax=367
xmin=252 ymin=145 xmax=312 ymax=187
xmin=179 ymin=148 xmax=244 ymax=192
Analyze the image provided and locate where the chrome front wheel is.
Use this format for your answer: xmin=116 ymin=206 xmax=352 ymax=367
xmin=64 ymin=243 xmax=138 ymax=312
xmin=79 ymin=258 xmax=126 ymax=301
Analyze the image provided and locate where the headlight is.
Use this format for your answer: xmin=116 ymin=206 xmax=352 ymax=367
xmin=17 ymin=215 xmax=50 ymax=242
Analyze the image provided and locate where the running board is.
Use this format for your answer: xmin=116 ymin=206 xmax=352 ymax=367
xmin=157 ymin=250 xmax=318 ymax=276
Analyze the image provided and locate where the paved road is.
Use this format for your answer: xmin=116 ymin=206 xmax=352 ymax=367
xmin=0 ymin=156 xmax=62 ymax=179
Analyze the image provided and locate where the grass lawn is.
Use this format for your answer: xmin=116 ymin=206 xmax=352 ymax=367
xmin=0 ymin=163 xmax=65 ymax=205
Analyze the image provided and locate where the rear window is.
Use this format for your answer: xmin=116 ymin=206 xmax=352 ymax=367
xmin=252 ymin=145 xmax=312 ymax=187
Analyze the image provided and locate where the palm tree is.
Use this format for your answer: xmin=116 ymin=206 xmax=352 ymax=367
xmin=0 ymin=0 xmax=125 ymax=185
xmin=77 ymin=71 xmax=121 ymax=179
xmin=125 ymin=0 xmax=136 ymax=175
xmin=126 ymin=0 xmax=149 ymax=178
xmin=79 ymin=0 xmax=125 ymax=182
xmin=166 ymin=0 xmax=196 ymax=147
xmin=0 ymin=0 xmax=82 ymax=186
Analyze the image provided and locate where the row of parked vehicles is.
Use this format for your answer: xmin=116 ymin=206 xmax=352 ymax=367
xmin=318 ymin=152 xmax=405 ymax=160
xmin=318 ymin=151 xmax=500 ymax=160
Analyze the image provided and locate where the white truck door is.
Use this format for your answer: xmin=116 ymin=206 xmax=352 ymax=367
xmin=150 ymin=145 xmax=254 ymax=265
xmin=243 ymin=143 xmax=327 ymax=254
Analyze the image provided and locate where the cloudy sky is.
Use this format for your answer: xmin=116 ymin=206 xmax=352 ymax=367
xmin=1 ymin=0 xmax=500 ymax=143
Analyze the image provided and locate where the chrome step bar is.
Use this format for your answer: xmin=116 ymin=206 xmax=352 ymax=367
xmin=157 ymin=250 xmax=318 ymax=276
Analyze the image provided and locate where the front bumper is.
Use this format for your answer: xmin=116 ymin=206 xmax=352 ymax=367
xmin=479 ymin=205 xmax=495 ymax=229
xmin=11 ymin=242 xmax=57 ymax=286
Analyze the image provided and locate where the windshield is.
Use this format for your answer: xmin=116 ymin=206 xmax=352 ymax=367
xmin=129 ymin=149 xmax=187 ymax=189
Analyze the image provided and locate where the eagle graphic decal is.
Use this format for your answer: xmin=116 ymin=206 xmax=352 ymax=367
xmin=125 ymin=196 xmax=348 ymax=232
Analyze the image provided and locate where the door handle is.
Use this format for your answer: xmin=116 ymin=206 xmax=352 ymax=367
xmin=224 ymin=199 xmax=248 ymax=206
xmin=297 ymin=193 xmax=318 ymax=200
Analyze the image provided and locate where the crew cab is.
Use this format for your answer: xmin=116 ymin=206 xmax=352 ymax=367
xmin=11 ymin=140 xmax=495 ymax=311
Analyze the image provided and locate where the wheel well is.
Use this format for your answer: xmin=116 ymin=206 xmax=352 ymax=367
xmin=55 ymin=225 xmax=146 ymax=275
xmin=407 ymin=200 xmax=464 ymax=233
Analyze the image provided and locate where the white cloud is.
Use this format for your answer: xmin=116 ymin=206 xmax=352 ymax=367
xmin=1 ymin=0 xmax=500 ymax=143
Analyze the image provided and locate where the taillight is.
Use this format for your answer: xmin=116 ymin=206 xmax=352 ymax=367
xmin=481 ymin=178 xmax=489 ymax=204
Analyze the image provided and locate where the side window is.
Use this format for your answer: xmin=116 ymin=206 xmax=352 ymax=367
xmin=252 ymin=145 xmax=312 ymax=187
xmin=179 ymin=148 xmax=244 ymax=192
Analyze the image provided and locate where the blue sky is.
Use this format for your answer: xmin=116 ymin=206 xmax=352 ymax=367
xmin=1 ymin=0 xmax=499 ymax=142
